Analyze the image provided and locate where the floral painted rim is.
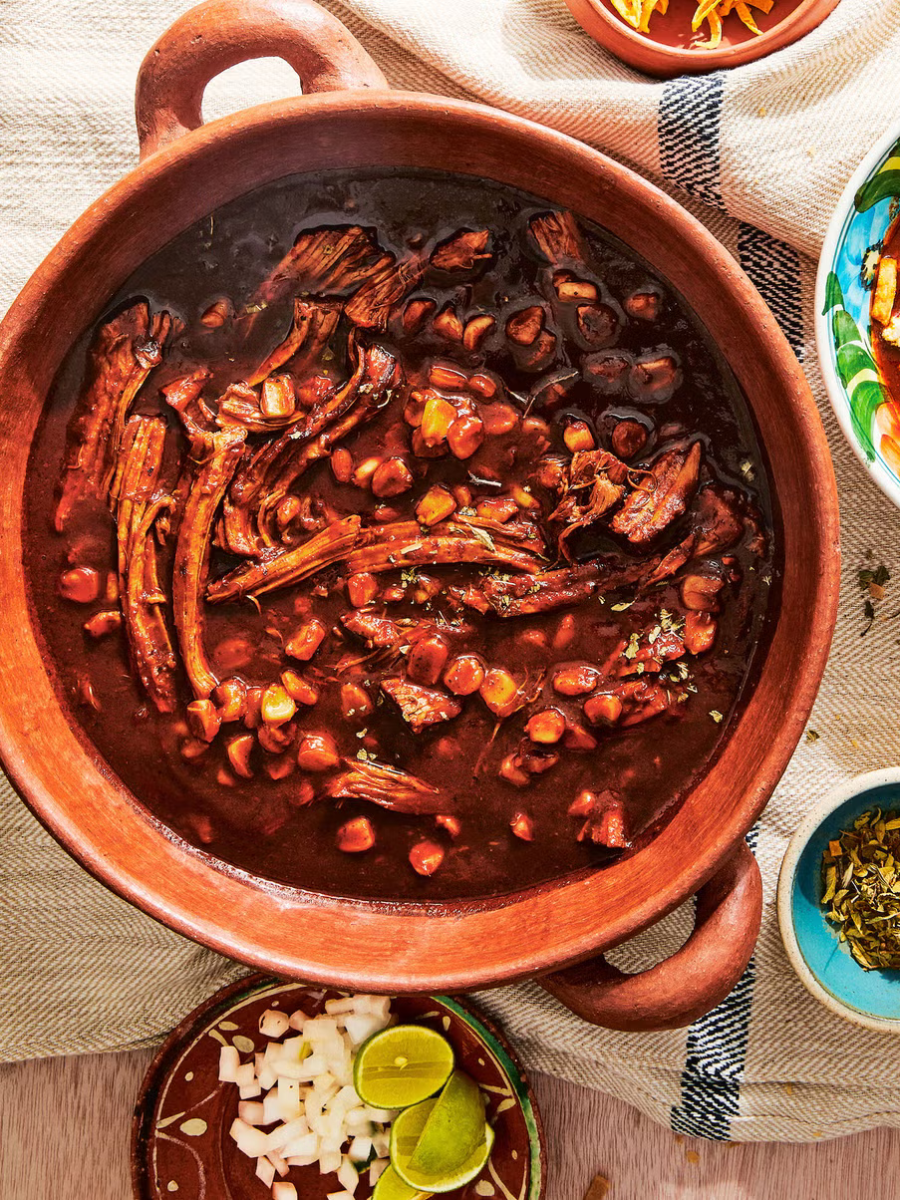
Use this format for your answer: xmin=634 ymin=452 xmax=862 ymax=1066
xmin=816 ymin=123 xmax=900 ymax=508
xmin=132 ymin=976 xmax=546 ymax=1200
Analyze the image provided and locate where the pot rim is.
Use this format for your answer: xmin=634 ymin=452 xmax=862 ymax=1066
xmin=0 ymin=88 xmax=841 ymax=991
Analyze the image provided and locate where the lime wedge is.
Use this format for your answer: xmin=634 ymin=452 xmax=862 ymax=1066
xmin=407 ymin=1070 xmax=486 ymax=1176
xmin=390 ymin=1099 xmax=437 ymax=1163
xmin=372 ymin=1164 xmax=433 ymax=1200
xmin=353 ymin=1025 xmax=454 ymax=1110
xmin=391 ymin=1102 xmax=495 ymax=1195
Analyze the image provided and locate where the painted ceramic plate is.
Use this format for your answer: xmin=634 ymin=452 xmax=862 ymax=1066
xmin=132 ymin=976 xmax=545 ymax=1200
xmin=817 ymin=125 xmax=900 ymax=509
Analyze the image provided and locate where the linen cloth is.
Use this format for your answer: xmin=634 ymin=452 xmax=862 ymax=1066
xmin=2 ymin=0 xmax=900 ymax=1143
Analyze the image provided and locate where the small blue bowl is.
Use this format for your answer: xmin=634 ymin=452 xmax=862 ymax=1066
xmin=778 ymin=769 xmax=900 ymax=1032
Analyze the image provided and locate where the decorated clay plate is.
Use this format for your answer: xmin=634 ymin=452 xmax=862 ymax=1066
xmin=132 ymin=976 xmax=545 ymax=1200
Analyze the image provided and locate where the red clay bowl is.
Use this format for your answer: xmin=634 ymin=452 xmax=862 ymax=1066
xmin=563 ymin=0 xmax=841 ymax=77
xmin=132 ymin=979 xmax=546 ymax=1200
xmin=0 ymin=0 xmax=839 ymax=1030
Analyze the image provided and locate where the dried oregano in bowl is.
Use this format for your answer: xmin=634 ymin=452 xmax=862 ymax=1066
xmin=821 ymin=808 xmax=900 ymax=970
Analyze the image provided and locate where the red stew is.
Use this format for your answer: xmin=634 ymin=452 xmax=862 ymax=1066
xmin=24 ymin=170 xmax=777 ymax=900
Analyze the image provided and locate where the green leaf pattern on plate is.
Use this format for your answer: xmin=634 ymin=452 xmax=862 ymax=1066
xmin=822 ymin=269 xmax=885 ymax=463
xmin=854 ymin=142 xmax=900 ymax=213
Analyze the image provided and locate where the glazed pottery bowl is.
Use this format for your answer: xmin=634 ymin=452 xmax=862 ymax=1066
xmin=133 ymin=977 xmax=546 ymax=1200
xmin=778 ymin=768 xmax=900 ymax=1033
xmin=817 ymin=123 xmax=900 ymax=509
xmin=0 ymin=0 xmax=839 ymax=1029
xmin=563 ymin=0 xmax=840 ymax=78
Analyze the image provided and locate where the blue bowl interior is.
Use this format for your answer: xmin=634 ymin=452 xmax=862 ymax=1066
xmin=792 ymin=783 xmax=900 ymax=1020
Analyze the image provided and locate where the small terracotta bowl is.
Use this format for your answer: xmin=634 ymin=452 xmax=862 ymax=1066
xmin=563 ymin=0 xmax=840 ymax=76
xmin=777 ymin=768 xmax=900 ymax=1034
xmin=132 ymin=976 xmax=546 ymax=1199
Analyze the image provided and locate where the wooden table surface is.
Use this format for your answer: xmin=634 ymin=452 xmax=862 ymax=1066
xmin=1 ymin=1051 xmax=897 ymax=1199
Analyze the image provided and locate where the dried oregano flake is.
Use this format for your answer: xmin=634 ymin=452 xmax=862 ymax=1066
xmin=820 ymin=807 xmax=900 ymax=970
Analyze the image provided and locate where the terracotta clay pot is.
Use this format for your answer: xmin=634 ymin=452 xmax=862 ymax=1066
xmin=0 ymin=0 xmax=839 ymax=1031
xmin=563 ymin=0 xmax=841 ymax=77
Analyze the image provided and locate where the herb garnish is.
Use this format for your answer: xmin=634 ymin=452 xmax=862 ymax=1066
xmin=821 ymin=808 xmax=900 ymax=970
xmin=858 ymin=563 xmax=890 ymax=596
xmin=623 ymin=632 xmax=641 ymax=661
xmin=467 ymin=524 xmax=496 ymax=551
xmin=858 ymin=562 xmax=890 ymax=635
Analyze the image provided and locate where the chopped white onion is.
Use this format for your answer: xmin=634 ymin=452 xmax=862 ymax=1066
xmin=305 ymin=1017 xmax=339 ymax=1041
xmin=260 ymin=1008 xmax=291 ymax=1039
xmin=261 ymin=1088 xmax=280 ymax=1126
xmin=344 ymin=1013 xmax=386 ymax=1047
xmin=235 ymin=1062 xmax=257 ymax=1088
xmin=272 ymin=1184 xmax=298 ymax=1200
xmin=269 ymin=1152 xmax=289 ymax=1179
xmin=347 ymin=1136 xmax=372 ymax=1164
xmin=283 ymin=1131 xmax=318 ymax=1158
xmin=265 ymin=1117 xmax=310 ymax=1155
xmin=359 ymin=996 xmax=392 ymax=1021
xmin=277 ymin=1078 xmax=302 ymax=1122
xmin=319 ymin=1147 xmax=342 ymax=1175
xmin=344 ymin=1112 xmax=372 ymax=1137
xmin=258 ymin=1061 xmax=277 ymax=1092
xmin=222 ymin=994 xmax=394 ymax=1198
xmin=371 ymin=1131 xmax=391 ymax=1159
xmin=218 ymin=1045 xmax=240 ymax=1083
xmin=364 ymin=1106 xmax=396 ymax=1125
xmin=230 ymin=1118 xmax=270 ymax=1159
xmin=286 ymin=1152 xmax=320 ymax=1167
xmin=277 ymin=1055 xmax=325 ymax=1081
xmin=279 ymin=1035 xmax=308 ymax=1063
xmin=323 ymin=996 xmax=358 ymax=1015
xmin=369 ymin=1157 xmax=390 ymax=1186
xmin=239 ymin=1100 xmax=266 ymax=1126
xmin=337 ymin=1157 xmax=359 ymax=1195
xmin=333 ymin=1086 xmax=361 ymax=1111
xmin=255 ymin=1157 xmax=276 ymax=1188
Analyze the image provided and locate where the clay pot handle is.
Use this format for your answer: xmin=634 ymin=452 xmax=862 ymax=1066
xmin=135 ymin=0 xmax=388 ymax=160
xmin=539 ymin=841 xmax=762 ymax=1031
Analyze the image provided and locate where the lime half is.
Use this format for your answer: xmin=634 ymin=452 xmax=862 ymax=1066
xmin=372 ymin=1164 xmax=433 ymax=1200
xmin=390 ymin=1098 xmax=495 ymax=1194
xmin=354 ymin=1025 xmax=454 ymax=1110
xmin=407 ymin=1070 xmax=486 ymax=1176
